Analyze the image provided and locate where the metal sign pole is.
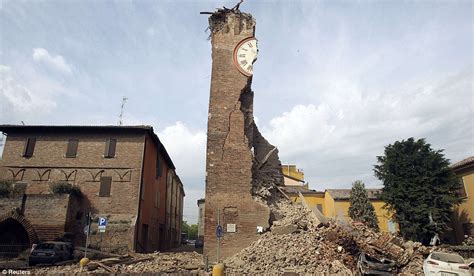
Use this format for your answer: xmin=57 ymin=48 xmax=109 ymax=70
xmin=85 ymin=212 xmax=91 ymax=258
xmin=217 ymin=208 xmax=220 ymax=263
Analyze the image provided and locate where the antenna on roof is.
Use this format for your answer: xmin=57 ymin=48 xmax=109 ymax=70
xmin=118 ymin=96 xmax=128 ymax=126
xmin=21 ymin=121 xmax=25 ymax=125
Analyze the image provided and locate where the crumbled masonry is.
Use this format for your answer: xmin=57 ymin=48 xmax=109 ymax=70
xmin=32 ymin=197 xmax=435 ymax=275
xmin=224 ymin=197 xmax=431 ymax=275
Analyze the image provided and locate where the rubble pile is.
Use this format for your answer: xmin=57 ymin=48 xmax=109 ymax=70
xmin=31 ymin=252 xmax=204 ymax=275
xmin=30 ymin=197 xmax=432 ymax=275
xmin=463 ymin=236 xmax=474 ymax=245
xmin=225 ymin=198 xmax=430 ymax=275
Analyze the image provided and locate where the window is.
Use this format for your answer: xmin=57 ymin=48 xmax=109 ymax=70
xmin=155 ymin=190 xmax=160 ymax=208
xmin=99 ymin=176 xmax=112 ymax=197
xmin=156 ymin=154 xmax=162 ymax=178
xmin=140 ymin=182 xmax=146 ymax=201
xmin=66 ymin=139 xmax=79 ymax=158
xmin=141 ymin=224 xmax=149 ymax=245
xmin=457 ymin=177 xmax=468 ymax=198
xmin=23 ymin=138 xmax=36 ymax=157
xmin=104 ymin=139 xmax=116 ymax=158
xmin=387 ymin=220 xmax=397 ymax=233
xmin=316 ymin=204 xmax=323 ymax=213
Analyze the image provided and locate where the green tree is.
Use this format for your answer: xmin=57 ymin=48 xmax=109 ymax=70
xmin=348 ymin=180 xmax=380 ymax=231
xmin=374 ymin=138 xmax=462 ymax=243
xmin=182 ymin=221 xmax=199 ymax=240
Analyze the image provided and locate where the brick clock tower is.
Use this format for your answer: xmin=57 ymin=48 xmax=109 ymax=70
xmin=203 ymin=9 xmax=283 ymax=261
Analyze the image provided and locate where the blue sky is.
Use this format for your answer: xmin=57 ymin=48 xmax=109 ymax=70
xmin=1 ymin=0 xmax=472 ymax=223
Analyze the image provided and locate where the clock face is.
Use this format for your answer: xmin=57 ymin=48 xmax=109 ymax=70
xmin=233 ymin=37 xmax=258 ymax=76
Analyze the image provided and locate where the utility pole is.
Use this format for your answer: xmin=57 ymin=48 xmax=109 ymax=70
xmin=118 ymin=97 xmax=128 ymax=126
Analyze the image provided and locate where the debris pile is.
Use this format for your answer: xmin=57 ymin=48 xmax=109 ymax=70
xmin=31 ymin=252 xmax=204 ymax=274
xmin=30 ymin=197 xmax=433 ymax=275
xmin=463 ymin=236 xmax=474 ymax=246
xmin=224 ymin=198 xmax=430 ymax=275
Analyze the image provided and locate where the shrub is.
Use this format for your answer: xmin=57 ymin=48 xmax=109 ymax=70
xmin=0 ymin=180 xmax=13 ymax=198
xmin=51 ymin=182 xmax=82 ymax=198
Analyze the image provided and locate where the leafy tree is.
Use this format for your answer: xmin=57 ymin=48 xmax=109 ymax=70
xmin=374 ymin=138 xmax=462 ymax=243
xmin=0 ymin=180 xmax=13 ymax=198
xmin=182 ymin=221 xmax=199 ymax=240
xmin=348 ymin=180 xmax=380 ymax=231
xmin=50 ymin=181 xmax=82 ymax=198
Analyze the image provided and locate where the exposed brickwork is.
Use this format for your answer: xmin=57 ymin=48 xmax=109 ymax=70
xmin=0 ymin=126 xmax=184 ymax=253
xmin=0 ymin=194 xmax=74 ymax=243
xmin=204 ymin=10 xmax=283 ymax=261
xmin=0 ymin=209 xmax=39 ymax=243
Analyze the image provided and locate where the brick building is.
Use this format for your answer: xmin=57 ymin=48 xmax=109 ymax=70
xmin=204 ymin=9 xmax=284 ymax=261
xmin=0 ymin=125 xmax=184 ymax=253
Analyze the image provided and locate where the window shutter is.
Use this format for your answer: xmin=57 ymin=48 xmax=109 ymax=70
xmin=66 ymin=139 xmax=79 ymax=158
xmin=104 ymin=139 xmax=117 ymax=158
xmin=23 ymin=138 xmax=36 ymax=157
xmin=156 ymin=154 xmax=162 ymax=178
xmin=99 ymin=176 xmax=112 ymax=197
xmin=155 ymin=191 xmax=160 ymax=208
xmin=457 ymin=177 xmax=467 ymax=198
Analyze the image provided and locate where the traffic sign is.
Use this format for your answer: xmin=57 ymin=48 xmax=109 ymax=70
xmin=216 ymin=225 xmax=223 ymax=238
xmin=98 ymin=217 xmax=108 ymax=227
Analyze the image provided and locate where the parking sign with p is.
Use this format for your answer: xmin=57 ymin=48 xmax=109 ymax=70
xmin=99 ymin=217 xmax=107 ymax=227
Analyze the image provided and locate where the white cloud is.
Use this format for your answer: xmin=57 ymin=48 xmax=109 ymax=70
xmin=182 ymin=188 xmax=205 ymax=224
xmin=0 ymin=65 xmax=57 ymax=119
xmin=158 ymin=122 xmax=207 ymax=182
xmin=32 ymin=48 xmax=72 ymax=75
xmin=262 ymin=70 xmax=473 ymax=189
xmin=157 ymin=122 xmax=206 ymax=224
xmin=146 ymin=27 xmax=156 ymax=37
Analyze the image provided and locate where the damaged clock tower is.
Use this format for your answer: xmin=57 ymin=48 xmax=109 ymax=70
xmin=203 ymin=7 xmax=284 ymax=260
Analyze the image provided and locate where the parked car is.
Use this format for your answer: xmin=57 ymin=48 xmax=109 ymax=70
xmin=29 ymin=241 xmax=73 ymax=266
xmin=195 ymin=238 xmax=203 ymax=249
xmin=423 ymin=251 xmax=471 ymax=276
xmin=357 ymin=252 xmax=397 ymax=275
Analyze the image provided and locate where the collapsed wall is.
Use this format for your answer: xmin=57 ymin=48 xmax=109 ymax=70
xmin=203 ymin=9 xmax=284 ymax=261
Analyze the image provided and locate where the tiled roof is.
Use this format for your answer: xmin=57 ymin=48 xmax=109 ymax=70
xmin=451 ymin=156 xmax=474 ymax=170
xmin=281 ymin=186 xmax=323 ymax=195
xmin=326 ymin=189 xmax=382 ymax=200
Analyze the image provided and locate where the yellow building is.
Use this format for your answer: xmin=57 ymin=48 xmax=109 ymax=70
xmin=324 ymin=189 xmax=398 ymax=233
xmin=282 ymin=165 xmax=305 ymax=182
xmin=282 ymin=186 xmax=326 ymax=212
xmin=451 ymin=156 xmax=474 ymax=244
xmin=283 ymin=187 xmax=398 ymax=233
xmin=281 ymin=165 xmax=398 ymax=232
